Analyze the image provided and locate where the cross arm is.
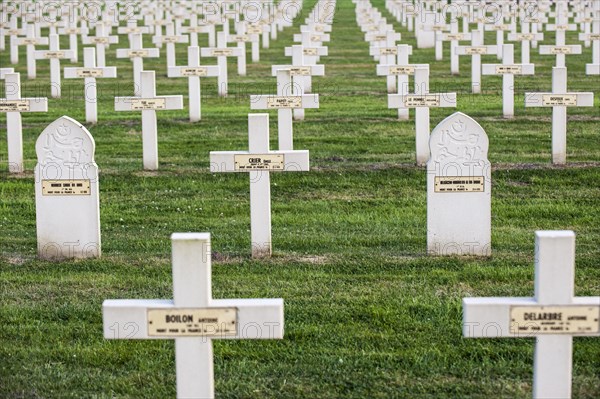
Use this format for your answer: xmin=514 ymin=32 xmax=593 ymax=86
xmin=209 ymin=150 xmax=310 ymax=173
xmin=103 ymin=298 xmax=284 ymax=340
xmin=579 ymin=33 xmax=600 ymax=41
xmin=524 ymin=92 xmax=595 ymax=107
xmin=463 ymin=297 xmax=600 ymax=338
xmin=167 ymin=65 xmax=220 ymax=78
xmin=250 ymin=94 xmax=319 ymax=110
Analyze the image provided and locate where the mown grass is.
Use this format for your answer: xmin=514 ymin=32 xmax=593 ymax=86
xmin=1 ymin=0 xmax=599 ymax=398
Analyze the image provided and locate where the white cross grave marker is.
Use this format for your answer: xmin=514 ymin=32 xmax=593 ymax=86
xmin=482 ymin=44 xmax=535 ymax=118
xmin=376 ymin=44 xmax=425 ymax=120
xmin=18 ymin=24 xmax=48 ymax=79
xmin=64 ymin=47 xmax=117 ymax=124
xmin=116 ymin=33 xmax=159 ymax=96
xmin=34 ymin=34 xmax=75 ymax=98
xmin=168 ymin=46 xmax=220 ymax=122
xmin=524 ymin=67 xmax=595 ymax=165
xmin=201 ymin=31 xmax=243 ymax=97
xmin=388 ymin=67 xmax=457 ymax=165
xmin=427 ymin=112 xmax=491 ymax=256
xmin=210 ymin=114 xmax=310 ymax=258
xmin=82 ymin=21 xmax=118 ymax=67
xmin=463 ymin=230 xmax=600 ymax=399
xmin=0 ymin=72 xmax=48 ymax=173
xmin=152 ymin=23 xmax=188 ymax=69
xmin=115 ymin=71 xmax=183 ymax=170
xmin=103 ymin=232 xmax=284 ymax=398
xmin=456 ymin=30 xmax=498 ymax=94
xmin=250 ymin=69 xmax=319 ymax=151
xmin=35 ymin=116 xmax=101 ymax=259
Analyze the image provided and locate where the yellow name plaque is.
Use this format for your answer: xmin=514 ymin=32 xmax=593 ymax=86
xmin=267 ymin=96 xmax=302 ymax=109
xmin=130 ymin=98 xmax=166 ymax=110
xmin=390 ymin=66 xmax=415 ymax=75
xmin=404 ymin=95 xmax=441 ymax=107
xmin=495 ymin=65 xmax=522 ymax=74
xmin=44 ymin=51 xmax=65 ymax=59
xmin=434 ymin=176 xmax=485 ymax=192
xmin=148 ymin=308 xmax=238 ymax=337
xmin=465 ymin=47 xmax=488 ymax=55
xmin=0 ymin=99 xmax=30 ymax=112
xmin=510 ymin=306 xmax=600 ymax=335
xmin=42 ymin=180 xmax=91 ymax=196
xmin=181 ymin=67 xmax=208 ymax=77
xmin=289 ymin=67 xmax=311 ymax=76
xmin=542 ymin=95 xmax=577 ymax=106
xmin=128 ymin=50 xmax=148 ymax=57
xmin=76 ymin=68 xmax=104 ymax=78
xmin=234 ymin=154 xmax=285 ymax=171
xmin=550 ymin=46 xmax=573 ymax=54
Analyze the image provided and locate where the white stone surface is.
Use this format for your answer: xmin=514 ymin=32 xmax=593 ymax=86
xmin=0 ymin=72 xmax=48 ymax=173
xmin=463 ymin=231 xmax=600 ymax=399
xmin=103 ymin=233 xmax=284 ymax=399
xmin=209 ymin=114 xmax=310 ymax=257
xmin=114 ymin=71 xmax=183 ymax=170
xmin=427 ymin=112 xmax=491 ymax=256
xmin=34 ymin=116 xmax=100 ymax=259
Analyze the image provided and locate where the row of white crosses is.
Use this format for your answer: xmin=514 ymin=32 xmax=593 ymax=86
xmin=384 ymin=0 xmax=599 ymax=75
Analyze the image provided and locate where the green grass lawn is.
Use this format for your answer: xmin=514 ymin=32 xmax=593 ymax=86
xmin=1 ymin=0 xmax=599 ymax=398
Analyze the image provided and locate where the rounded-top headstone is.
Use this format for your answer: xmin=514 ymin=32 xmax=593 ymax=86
xmin=427 ymin=112 xmax=491 ymax=256
xmin=34 ymin=116 xmax=101 ymax=260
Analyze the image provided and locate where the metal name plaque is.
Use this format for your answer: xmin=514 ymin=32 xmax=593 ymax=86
xmin=267 ymin=96 xmax=302 ymax=109
xmin=234 ymin=154 xmax=285 ymax=171
xmin=404 ymin=95 xmax=440 ymax=107
xmin=495 ymin=65 xmax=522 ymax=74
xmin=465 ymin=47 xmax=488 ymax=55
xmin=390 ymin=66 xmax=415 ymax=75
xmin=128 ymin=50 xmax=149 ymax=57
xmin=148 ymin=308 xmax=238 ymax=337
xmin=181 ymin=67 xmax=208 ymax=77
xmin=42 ymin=180 xmax=91 ymax=196
xmin=510 ymin=306 xmax=600 ymax=335
xmin=289 ymin=67 xmax=311 ymax=76
xmin=542 ymin=95 xmax=577 ymax=106
xmin=130 ymin=98 xmax=166 ymax=110
xmin=0 ymin=99 xmax=30 ymax=112
xmin=434 ymin=176 xmax=485 ymax=193
xmin=76 ymin=68 xmax=104 ymax=78
xmin=550 ymin=46 xmax=573 ymax=54
xmin=212 ymin=49 xmax=233 ymax=56
xmin=303 ymin=48 xmax=318 ymax=56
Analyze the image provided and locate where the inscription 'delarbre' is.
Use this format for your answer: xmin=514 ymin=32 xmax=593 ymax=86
xmin=510 ymin=306 xmax=600 ymax=335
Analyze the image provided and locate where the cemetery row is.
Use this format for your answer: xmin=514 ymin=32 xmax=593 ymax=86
xmin=0 ymin=1 xmax=599 ymax=398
